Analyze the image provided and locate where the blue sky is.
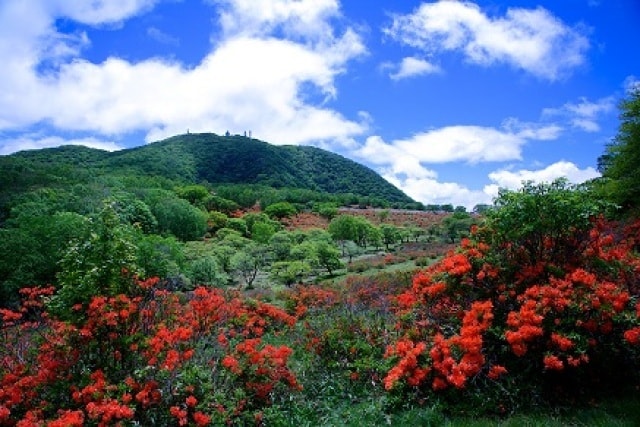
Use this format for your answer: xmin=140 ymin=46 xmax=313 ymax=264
xmin=0 ymin=0 xmax=638 ymax=209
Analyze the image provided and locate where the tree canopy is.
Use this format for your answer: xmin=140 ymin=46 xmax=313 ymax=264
xmin=597 ymin=88 xmax=640 ymax=213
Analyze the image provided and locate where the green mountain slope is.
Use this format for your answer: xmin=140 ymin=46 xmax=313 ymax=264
xmin=0 ymin=132 xmax=414 ymax=213
xmin=103 ymin=133 xmax=412 ymax=201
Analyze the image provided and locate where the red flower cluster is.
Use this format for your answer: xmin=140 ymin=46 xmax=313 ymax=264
xmin=0 ymin=277 xmax=302 ymax=425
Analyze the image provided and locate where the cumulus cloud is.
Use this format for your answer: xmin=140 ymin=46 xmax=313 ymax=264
xmin=542 ymin=96 xmax=614 ymax=132
xmin=383 ymin=1 xmax=589 ymax=80
xmin=0 ymin=0 xmax=367 ymax=153
xmin=350 ymin=117 xmax=584 ymax=209
xmin=484 ymin=160 xmax=600 ymax=197
xmin=384 ymin=172 xmax=492 ymax=210
xmin=388 ymin=56 xmax=441 ymax=80
xmin=212 ymin=0 xmax=341 ymax=41
xmin=378 ymin=159 xmax=600 ymax=210
xmin=356 ymin=121 xmax=560 ymax=169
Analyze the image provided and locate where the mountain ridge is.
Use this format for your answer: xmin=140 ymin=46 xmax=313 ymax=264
xmin=0 ymin=132 xmax=415 ymax=209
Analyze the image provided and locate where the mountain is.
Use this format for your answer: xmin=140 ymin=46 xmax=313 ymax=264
xmin=0 ymin=133 xmax=415 ymax=214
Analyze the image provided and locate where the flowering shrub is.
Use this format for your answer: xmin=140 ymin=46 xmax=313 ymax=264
xmin=0 ymin=279 xmax=300 ymax=425
xmin=383 ymin=182 xmax=640 ymax=413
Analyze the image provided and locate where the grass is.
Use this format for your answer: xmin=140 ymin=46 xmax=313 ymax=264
xmin=263 ymin=393 xmax=640 ymax=427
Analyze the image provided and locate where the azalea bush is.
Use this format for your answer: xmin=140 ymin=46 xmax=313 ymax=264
xmin=383 ymin=180 xmax=640 ymax=414
xmin=0 ymin=277 xmax=300 ymax=425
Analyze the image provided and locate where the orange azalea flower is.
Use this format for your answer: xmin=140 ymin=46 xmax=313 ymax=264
xmin=624 ymin=327 xmax=640 ymax=345
xmin=550 ymin=333 xmax=574 ymax=351
xmin=192 ymin=411 xmax=211 ymax=426
xmin=487 ymin=365 xmax=508 ymax=380
xmin=543 ymin=354 xmax=564 ymax=371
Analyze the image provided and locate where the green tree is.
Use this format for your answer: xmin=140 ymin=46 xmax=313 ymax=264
xmin=441 ymin=211 xmax=475 ymax=243
xmin=211 ymin=244 xmax=237 ymax=276
xmin=264 ymin=201 xmax=297 ymax=219
xmin=189 ymin=256 xmax=228 ymax=287
xmin=366 ymin=225 xmax=383 ymax=251
xmin=112 ymin=195 xmax=158 ymax=234
xmin=231 ymin=244 xmax=270 ymax=288
xmin=175 ymin=184 xmax=210 ymax=207
xmin=313 ymin=202 xmax=338 ymax=220
xmin=153 ymin=197 xmax=207 ymax=241
xmin=251 ymin=221 xmax=276 ymax=244
xmin=270 ymin=260 xmax=311 ymax=287
xmin=313 ymin=240 xmax=343 ymax=276
xmin=269 ymin=231 xmax=294 ymax=261
xmin=484 ymin=179 xmax=609 ymax=267
xmin=207 ymin=210 xmax=228 ymax=234
xmin=380 ymin=224 xmax=401 ymax=251
xmin=343 ymin=240 xmax=363 ymax=263
xmin=597 ymin=88 xmax=640 ymax=213
xmin=377 ymin=209 xmax=390 ymax=223
xmin=136 ymin=234 xmax=184 ymax=279
xmin=205 ymin=194 xmax=240 ymax=214
xmin=328 ymin=214 xmax=372 ymax=247
xmin=49 ymin=203 xmax=140 ymax=320
xmin=0 ymin=212 xmax=90 ymax=308
xmin=226 ymin=217 xmax=248 ymax=236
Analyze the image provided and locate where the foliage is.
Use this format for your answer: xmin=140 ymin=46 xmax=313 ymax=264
xmin=486 ymin=179 xmax=611 ymax=266
xmin=597 ymin=87 xmax=640 ymax=213
xmin=270 ymin=261 xmax=312 ymax=287
xmin=250 ymin=222 xmax=275 ymax=245
xmin=441 ymin=211 xmax=477 ymax=243
xmin=231 ymin=244 xmax=270 ymax=288
xmin=152 ymin=197 xmax=208 ymax=241
xmin=313 ymin=202 xmax=339 ymax=220
xmin=136 ymin=234 xmax=184 ymax=279
xmin=188 ymin=256 xmax=228 ymax=287
xmin=2 ymin=179 xmax=640 ymax=424
xmin=264 ymin=201 xmax=297 ymax=219
xmin=175 ymin=184 xmax=210 ymax=207
xmin=207 ymin=210 xmax=228 ymax=234
xmin=48 ymin=204 xmax=140 ymax=321
xmin=313 ymin=240 xmax=344 ymax=276
xmin=328 ymin=214 xmax=374 ymax=247
xmin=0 ymin=211 xmax=89 ymax=307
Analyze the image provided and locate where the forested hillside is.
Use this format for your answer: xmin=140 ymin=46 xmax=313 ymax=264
xmin=0 ymin=133 xmax=415 ymax=222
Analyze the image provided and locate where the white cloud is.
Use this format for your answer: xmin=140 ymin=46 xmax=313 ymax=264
xmin=53 ymin=0 xmax=160 ymax=25
xmin=384 ymin=172 xmax=492 ymax=210
xmin=147 ymin=27 xmax=179 ymax=46
xmin=378 ymin=159 xmax=600 ymax=210
xmin=0 ymin=135 xmax=123 ymax=155
xmin=484 ymin=160 xmax=600 ymax=197
xmin=352 ymin=120 xmax=566 ymax=210
xmin=389 ymin=56 xmax=441 ymax=80
xmin=212 ymin=0 xmax=341 ymax=41
xmin=356 ymin=121 xmax=559 ymax=169
xmin=384 ymin=1 xmax=589 ymax=80
xmin=542 ymin=96 xmax=614 ymax=132
xmin=0 ymin=0 xmax=367 ymax=154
